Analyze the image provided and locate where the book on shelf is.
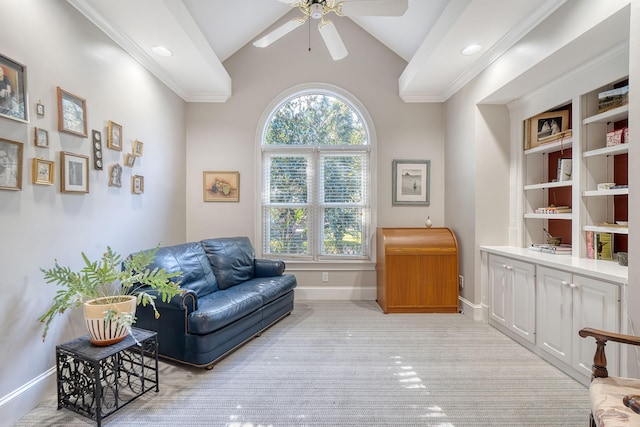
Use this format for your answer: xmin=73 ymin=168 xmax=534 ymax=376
xmin=535 ymin=206 xmax=571 ymax=214
xmin=595 ymin=233 xmax=613 ymax=260
xmin=586 ymin=231 xmax=594 ymax=259
xmin=529 ymin=244 xmax=572 ymax=255
xmin=557 ymin=158 xmax=572 ymax=182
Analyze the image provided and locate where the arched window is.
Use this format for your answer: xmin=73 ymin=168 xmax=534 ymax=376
xmin=260 ymin=87 xmax=372 ymax=260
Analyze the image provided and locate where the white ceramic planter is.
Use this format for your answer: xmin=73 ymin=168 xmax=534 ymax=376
xmin=83 ymin=295 xmax=137 ymax=345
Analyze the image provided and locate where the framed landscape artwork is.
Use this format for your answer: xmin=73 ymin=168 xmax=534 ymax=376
xmin=0 ymin=53 xmax=28 ymax=123
xmin=392 ymin=159 xmax=430 ymax=206
xmin=57 ymin=87 xmax=87 ymax=137
xmin=203 ymin=171 xmax=239 ymax=202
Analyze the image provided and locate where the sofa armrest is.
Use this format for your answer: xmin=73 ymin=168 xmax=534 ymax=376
xmin=141 ymin=288 xmax=198 ymax=314
xmin=254 ymin=259 xmax=286 ymax=277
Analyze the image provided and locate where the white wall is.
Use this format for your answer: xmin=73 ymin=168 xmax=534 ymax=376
xmin=185 ymin=11 xmax=444 ymax=299
xmin=0 ymin=1 xmax=186 ymax=424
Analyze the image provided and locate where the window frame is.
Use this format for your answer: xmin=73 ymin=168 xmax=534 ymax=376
xmin=256 ymin=83 xmax=377 ymax=263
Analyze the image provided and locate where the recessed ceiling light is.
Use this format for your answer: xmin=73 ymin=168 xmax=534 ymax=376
xmin=151 ymin=45 xmax=173 ymax=57
xmin=461 ymin=44 xmax=482 ymax=56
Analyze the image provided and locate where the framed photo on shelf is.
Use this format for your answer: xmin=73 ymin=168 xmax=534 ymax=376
xmin=107 ymin=120 xmax=122 ymax=151
xmin=60 ymin=151 xmax=89 ymax=193
xmin=34 ymin=127 xmax=49 ymax=148
xmin=32 ymin=158 xmax=54 ymax=185
xmin=133 ymin=139 xmax=143 ymax=157
xmin=203 ymin=171 xmax=239 ymax=202
xmin=0 ymin=138 xmax=23 ymax=191
xmin=57 ymin=87 xmax=87 ymax=137
xmin=132 ymin=175 xmax=144 ymax=194
xmin=0 ymin=53 xmax=29 ymax=123
xmin=392 ymin=159 xmax=430 ymax=206
xmin=529 ymin=110 xmax=569 ymax=145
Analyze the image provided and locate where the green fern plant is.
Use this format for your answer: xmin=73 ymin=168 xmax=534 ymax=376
xmin=39 ymin=244 xmax=182 ymax=341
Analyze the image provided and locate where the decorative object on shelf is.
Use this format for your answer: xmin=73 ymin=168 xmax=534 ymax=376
xmin=543 ymin=228 xmax=562 ymax=246
xmin=598 ymin=84 xmax=628 ymax=113
xmin=125 ymin=153 xmax=136 ymax=167
xmin=34 ymin=127 xmax=48 ymax=148
xmin=0 ymin=138 xmax=23 ymax=191
xmin=107 ymin=120 xmax=123 ymax=151
xmin=597 ymin=182 xmax=616 ymax=190
xmin=0 ymin=53 xmax=28 ymax=123
xmin=425 ymin=216 xmax=432 ymax=228
xmin=132 ymin=139 xmax=143 ymax=157
xmin=524 ymin=109 xmax=570 ymax=149
xmin=108 ymin=163 xmax=122 ymax=188
xmin=606 ymin=128 xmax=626 ymax=147
xmin=392 ymin=159 xmax=430 ymax=206
xmin=203 ymin=171 xmax=240 ymax=202
xmin=618 ymin=252 xmax=628 ymax=266
xmin=36 ymin=101 xmax=44 ymax=117
xmin=32 ymin=158 xmax=54 ymax=185
xmin=60 ymin=151 xmax=89 ymax=194
xmin=57 ymin=87 xmax=87 ymax=137
xmin=39 ymin=244 xmax=182 ymax=344
xmin=529 ymin=243 xmax=572 ymax=255
xmin=557 ymin=158 xmax=572 ymax=182
xmin=91 ymin=129 xmax=103 ymax=170
xmin=132 ymin=175 xmax=144 ymax=194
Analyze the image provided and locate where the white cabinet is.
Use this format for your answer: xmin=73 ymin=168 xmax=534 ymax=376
xmin=488 ymin=254 xmax=536 ymax=344
xmin=536 ymin=265 xmax=620 ymax=378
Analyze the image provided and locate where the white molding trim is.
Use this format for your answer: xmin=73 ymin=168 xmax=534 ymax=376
xmin=0 ymin=367 xmax=55 ymax=421
xmin=294 ymin=286 xmax=377 ymax=301
xmin=459 ymin=297 xmax=487 ymax=322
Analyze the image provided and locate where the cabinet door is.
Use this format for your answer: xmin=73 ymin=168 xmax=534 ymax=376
xmin=386 ymin=255 xmax=422 ymax=308
xmin=536 ymin=266 xmax=573 ymax=364
xmin=509 ymin=259 xmax=536 ymax=343
xmin=422 ymin=254 xmax=458 ymax=308
xmin=572 ymin=274 xmax=620 ymax=377
xmin=488 ymin=255 xmax=509 ymax=327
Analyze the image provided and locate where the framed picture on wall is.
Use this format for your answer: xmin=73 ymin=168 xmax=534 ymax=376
xmin=0 ymin=53 xmax=29 ymax=123
xmin=57 ymin=87 xmax=87 ymax=137
xmin=132 ymin=175 xmax=144 ymax=194
xmin=60 ymin=151 xmax=89 ymax=193
xmin=108 ymin=120 xmax=123 ymax=151
xmin=203 ymin=171 xmax=239 ymax=202
xmin=0 ymin=138 xmax=23 ymax=191
xmin=34 ymin=127 xmax=49 ymax=148
xmin=133 ymin=139 xmax=144 ymax=157
xmin=392 ymin=159 xmax=430 ymax=206
xmin=32 ymin=158 xmax=54 ymax=185
xmin=108 ymin=163 xmax=122 ymax=188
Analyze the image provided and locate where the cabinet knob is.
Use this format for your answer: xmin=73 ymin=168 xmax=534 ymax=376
xmin=569 ymin=283 xmax=578 ymax=289
xmin=562 ymin=281 xmax=569 ymax=286
xmin=506 ymin=265 xmax=513 ymax=270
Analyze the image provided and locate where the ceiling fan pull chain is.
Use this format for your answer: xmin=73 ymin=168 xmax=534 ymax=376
xmin=308 ymin=16 xmax=312 ymax=52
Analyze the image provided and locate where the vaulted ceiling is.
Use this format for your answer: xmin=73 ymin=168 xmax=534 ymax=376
xmin=66 ymin=0 xmax=567 ymax=103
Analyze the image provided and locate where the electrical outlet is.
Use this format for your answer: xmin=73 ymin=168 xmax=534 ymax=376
xmin=458 ymin=275 xmax=464 ymax=289
xmin=322 ymin=272 xmax=329 ymax=282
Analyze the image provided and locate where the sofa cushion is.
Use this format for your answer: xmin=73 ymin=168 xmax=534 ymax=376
xmin=188 ymin=289 xmax=263 ymax=334
xmin=201 ymin=237 xmax=255 ymax=290
xmin=145 ymin=242 xmax=218 ymax=298
xmin=233 ymin=275 xmax=297 ymax=305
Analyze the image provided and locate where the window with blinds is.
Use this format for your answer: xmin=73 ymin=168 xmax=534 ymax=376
xmin=261 ymin=91 xmax=370 ymax=260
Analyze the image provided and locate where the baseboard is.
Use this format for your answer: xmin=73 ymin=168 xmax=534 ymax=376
xmin=458 ymin=297 xmax=487 ymax=322
xmin=294 ymin=286 xmax=377 ymax=300
xmin=0 ymin=367 xmax=56 ymax=426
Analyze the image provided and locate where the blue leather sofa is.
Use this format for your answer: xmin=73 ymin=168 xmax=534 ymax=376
xmin=132 ymin=237 xmax=296 ymax=368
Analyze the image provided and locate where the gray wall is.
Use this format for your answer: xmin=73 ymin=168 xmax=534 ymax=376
xmin=0 ymin=1 xmax=186 ymax=424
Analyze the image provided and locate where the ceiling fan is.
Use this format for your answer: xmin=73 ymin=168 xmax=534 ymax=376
xmin=253 ymin=0 xmax=408 ymax=61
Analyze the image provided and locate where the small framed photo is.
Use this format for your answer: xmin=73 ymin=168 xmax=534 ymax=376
xmin=34 ymin=127 xmax=49 ymax=148
xmin=57 ymin=87 xmax=87 ymax=137
xmin=0 ymin=53 xmax=29 ymax=123
xmin=0 ymin=138 xmax=23 ymax=191
xmin=203 ymin=171 xmax=239 ymax=202
xmin=32 ymin=158 xmax=54 ymax=185
xmin=392 ymin=159 xmax=430 ymax=206
xmin=108 ymin=163 xmax=122 ymax=187
xmin=529 ymin=110 xmax=569 ymax=145
xmin=133 ymin=139 xmax=144 ymax=157
xmin=36 ymin=102 xmax=44 ymax=117
xmin=60 ymin=151 xmax=89 ymax=193
xmin=107 ymin=120 xmax=122 ymax=151
xmin=125 ymin=153 xmax=136 ymax=167
xmin=132 ymin=175 xmax=144 ymax=194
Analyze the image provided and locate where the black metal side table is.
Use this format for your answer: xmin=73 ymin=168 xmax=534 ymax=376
xmin=55 ymin=327 xmax=158 ymax=426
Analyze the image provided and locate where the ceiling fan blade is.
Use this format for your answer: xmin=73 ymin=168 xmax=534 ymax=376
xmin=253 ymin=18 xmax=306 ymax=48
xmin=339 ymin=0 xmax=408 ymax=16
xmin=318 ymin=20 xmax=348 ymax=61
xmin=277 ymin=0 xmax=298 ymax=4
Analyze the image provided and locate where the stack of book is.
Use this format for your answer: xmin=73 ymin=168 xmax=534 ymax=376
xmin=535 ymin=206 xmax=572 ymax=214
xmin=529 ymin=244 xmax=572 ymax=255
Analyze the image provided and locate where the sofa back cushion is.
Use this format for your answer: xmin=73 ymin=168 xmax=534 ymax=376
xmin=145 ymin=242 xmax=218 ymax=298
xmin=201 ymin=237 xmax=255 ymax=290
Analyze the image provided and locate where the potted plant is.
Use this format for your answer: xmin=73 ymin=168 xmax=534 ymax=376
xmin=39 ymin=244 xmax=182 ymax=345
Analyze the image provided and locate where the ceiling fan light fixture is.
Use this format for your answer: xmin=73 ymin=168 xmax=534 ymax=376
xmin=310 ymin=3 xmax=324 ymax=19
xmin=461 ymin=44 xmax=482 ymax=56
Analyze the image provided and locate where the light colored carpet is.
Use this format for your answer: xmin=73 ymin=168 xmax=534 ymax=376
xmin=15 ymin=301 xmax=590 ymax=426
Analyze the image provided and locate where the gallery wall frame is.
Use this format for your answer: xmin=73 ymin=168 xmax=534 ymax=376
xmin=34 ymin=127 xmax=49 ymax=148
xmin=203 ymin=171 xmax=239 ymax=202
xmin=60 ymin=151 xmax=89 ymax=193
xmin=132 ymin=175 xmax=144 ymax=194
xmin=133 ymin=139 xmax=143 ymax=157
xmin=0 ymin=138 xmax=23 ymax=191
xmin=125 ymin=153 xmax=136 ymax=167
xmin=32 ymin=158 xmax=54 ymax=185
xmin=108 ymin=120 xmax=122 ymax=151
xmin=108 ymin=163 xmax=122 ymax=188
xmin=392 ymin=159 xmax=430 ymax=206
xmin=57 ymin=87 xmax=87 ymax=137
xmin=0 ymin=53 xmax=29 ymax=123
